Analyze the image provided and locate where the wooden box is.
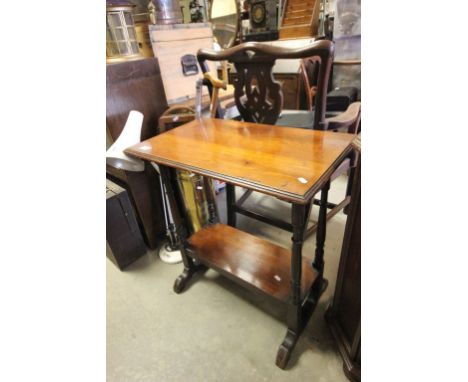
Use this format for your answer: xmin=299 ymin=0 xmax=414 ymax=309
xmin=106 ymin=180 xmax=147 ymax=270
xmin=149 ymin=23 xmax=216 ymax=104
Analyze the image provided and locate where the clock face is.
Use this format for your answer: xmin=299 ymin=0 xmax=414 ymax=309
xmin=252 ymin=3 xmax=266 ymax=25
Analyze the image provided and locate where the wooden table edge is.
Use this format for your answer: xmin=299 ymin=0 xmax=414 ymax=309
xmin=125 ymin=141 xmax=354 ymax=205
xmin=303 ymin=143 xmax=354 ymax=201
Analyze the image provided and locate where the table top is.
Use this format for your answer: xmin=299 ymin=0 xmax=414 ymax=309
xmin=125 ymin=118 xmax=355 ymax=204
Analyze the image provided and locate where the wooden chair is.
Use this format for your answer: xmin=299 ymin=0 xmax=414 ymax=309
xmin=198 ymin=40 xmax=332 ymax=126
xmin=197 ymin=40 xmax=361 ymax=237
xmin=300 ymin=56 xmax=361 ymax=134
xmin=158 ymin=105 xmax=196 ymax=133
xmin=300 ymin=55 xmax=361 ymax=217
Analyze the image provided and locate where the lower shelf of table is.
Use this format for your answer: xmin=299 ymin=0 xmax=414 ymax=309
xmin=187 ymin=223 xmax=319 ymax=303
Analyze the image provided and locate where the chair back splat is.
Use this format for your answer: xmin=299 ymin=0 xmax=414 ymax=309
xmin=197 ymin=40 xmax=334 ymax=129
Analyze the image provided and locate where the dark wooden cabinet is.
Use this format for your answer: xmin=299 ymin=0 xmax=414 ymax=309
xmin=325 ymin=137 xmax=361 ymax=382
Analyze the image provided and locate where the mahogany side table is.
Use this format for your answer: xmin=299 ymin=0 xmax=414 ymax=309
xmin=126 ymin=118 xmax=354 ymax=369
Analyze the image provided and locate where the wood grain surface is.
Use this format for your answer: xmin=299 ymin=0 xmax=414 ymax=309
xmin=188 ymin=223 xmax=318 ymax=302
xmin=126 ymin=118 xmax=354 ymax=203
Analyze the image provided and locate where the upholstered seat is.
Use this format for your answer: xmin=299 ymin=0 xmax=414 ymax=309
xmin=276 ymin=110 xmax=315 ymax=129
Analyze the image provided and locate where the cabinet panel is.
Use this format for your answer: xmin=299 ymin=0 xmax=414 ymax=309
xmin=325 ymin=138 xmax=361 ymax=382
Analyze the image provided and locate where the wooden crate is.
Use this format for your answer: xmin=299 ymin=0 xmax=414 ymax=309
xmin=149 ymin=23 xmax=216 ymax=104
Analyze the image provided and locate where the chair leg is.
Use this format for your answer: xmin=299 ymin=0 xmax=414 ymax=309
xmin=305 ymin=196 xmax=350 ymax=239
xmin=236 ymin=189 xmax=253 ymax=207
xmin=276 ymin=202 xmax=308 ymax=369
xmin=225 ymin=170 xmax=352 ymax=238
xmin=343 ymin=167 xmax=355 ymax=215
xmin=313 ymin=181 xmax=330 ymax=274
xmin=226 ymin=183 xmax=236 ymax=227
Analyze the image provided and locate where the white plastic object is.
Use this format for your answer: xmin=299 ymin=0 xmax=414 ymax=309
xmin=158 ymin=244 xmax=182 ymax=264
xmin=106 ymin=110 xmax=145 ymax=172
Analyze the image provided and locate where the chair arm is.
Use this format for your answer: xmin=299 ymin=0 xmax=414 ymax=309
xmin=326 ymin=102 xmax=361 ymax=134
xmin=203 ymin=72 xmax=227 ymax=90
xmin=158 ymin=105 xmax=195 ymax=133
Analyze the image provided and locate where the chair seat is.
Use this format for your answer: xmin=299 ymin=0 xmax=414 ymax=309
xmin=276 ymin=110 xmax=315 ymax=129
xmin=276 ymin=110 xmax=343 ymax=129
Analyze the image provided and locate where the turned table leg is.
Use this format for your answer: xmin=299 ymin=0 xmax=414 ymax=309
xmin=226 ymin=183 xmax=236 ymax=227
xmin=276 ymin=180 xmax=331 ymax=369
xmin=158 ymin=165 xmax=204 ymax=293
xmin=314 ymin=180 xmax=330 ymax=277
xmin=276 ymin=202 xmax=308 ymax=369
xmin=307 ymin=180 xmax=331 ymax=308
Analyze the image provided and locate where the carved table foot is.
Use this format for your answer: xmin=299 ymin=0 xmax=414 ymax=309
xmin=173 ymin=264 xmax=207 ymax=293
xmin=275 ymin=329 xmax=299 ymax=369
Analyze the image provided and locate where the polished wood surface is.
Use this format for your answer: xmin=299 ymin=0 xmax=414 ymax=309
xmin=140 ymin=117 xmax=345 ymax=368
xmin=188 ymin=223 xmax=318 ymax=302
xmin=197 ymin=41 xmax=357 ymax=240
xmin=126 ymin=118 xmax=354 ymax=204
